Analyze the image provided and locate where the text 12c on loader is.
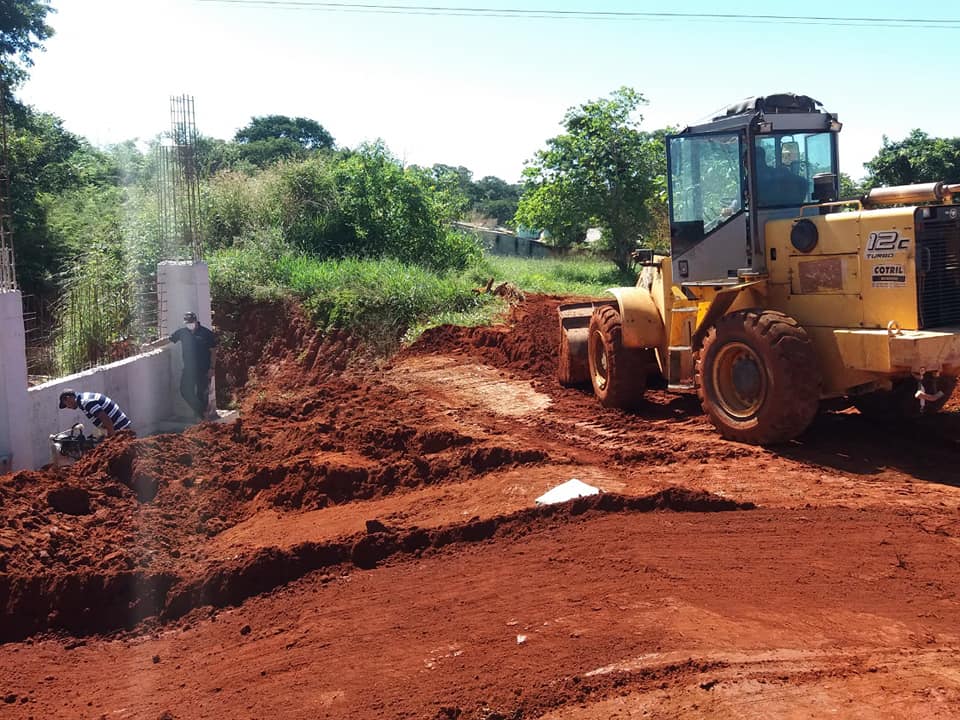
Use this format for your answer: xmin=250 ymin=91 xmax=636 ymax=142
xmin=558 ymin=92 xmax=960 ymax=444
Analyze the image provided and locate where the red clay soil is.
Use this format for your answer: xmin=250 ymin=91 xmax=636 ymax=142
xmin=2 ymin=294 xmax=960 ymax=719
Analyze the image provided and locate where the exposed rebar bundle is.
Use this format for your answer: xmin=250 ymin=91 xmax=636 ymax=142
xmin=0 ymin=81 xmax=16 ymax=291
xmin=157 ymin=94 xmax=203 ymax=263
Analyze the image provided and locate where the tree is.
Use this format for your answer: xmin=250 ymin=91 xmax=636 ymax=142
xmin=428 ymin=164 xmax=474 ymax=197
xmin=410 ymin=164 xmax=470 ymax=222
xmin=839 ymin=172 xmax=863 ymax=200
xmin=273 ymin=142 xmax=479 ymax=271
xmin=0 ymin=0 xmax=54 ymax=89
xmin=515 ymin=87 xmax=661 ymax=272
xmin=7 ymin=109 xmax=121 ymax=296
xmin=641 ymin=127 xmax=672 ymax=252
xmin=233 ymin=115 xmax=334 ymax=167
xmin=187 ymin=134 xmax=246 ymax=178
xmin=863 ymin=129 xmax=960 ymax=189
xmin=412 ymin=166 xmax=521 ymax=226
xmin=472 ymin=176 xmax=520 ymax=226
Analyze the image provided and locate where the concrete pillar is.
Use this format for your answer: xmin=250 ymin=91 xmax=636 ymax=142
xmin=158 ymin=261 xmax=215 ymax=419
xmin=158 ymin=260 xmax=212 ymax=335
xmin=0 ymin=291 xmax=32 ymax=471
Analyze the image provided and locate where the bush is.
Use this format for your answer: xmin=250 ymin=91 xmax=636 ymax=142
xmin=52 ymin=248 xmax=136 ymax=374
xmin=202 ymin=169 xmax=281 ymax=248
xmin=207 ymin=229 xmax=293 ymax=303
xmin=201 ymin=145 xmax=481 ymax=272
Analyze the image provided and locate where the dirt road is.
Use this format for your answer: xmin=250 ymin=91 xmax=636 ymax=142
xmin=2 ymin=295 xmax=960 ymax=719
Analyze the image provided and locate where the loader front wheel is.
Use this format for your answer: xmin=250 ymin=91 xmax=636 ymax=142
xmin=588 ymin=305 xmax=646 ymax=409
xmin=697 ymin=310 xmax=820 ymax=444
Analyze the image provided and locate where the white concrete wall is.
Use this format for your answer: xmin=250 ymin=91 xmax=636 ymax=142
xmin=0 ymin=261 xmax=215 ymax=471
xmin=28 ymin=345 xmax=178 ymax=469
xmin=159 ymin=260 xmax=212 ymax=333
xmin=0 ymin=291 xmax=31 ymax=473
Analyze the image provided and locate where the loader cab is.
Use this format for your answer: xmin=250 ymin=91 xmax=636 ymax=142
xmin=666 ymin=93 xmax=841 ymax=285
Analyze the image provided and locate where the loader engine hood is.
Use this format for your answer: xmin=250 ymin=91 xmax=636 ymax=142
xmin=764 ymin=202 xmax=960 ymax=331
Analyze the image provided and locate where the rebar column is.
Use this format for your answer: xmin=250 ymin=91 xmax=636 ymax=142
xmin=169 ymin=94 xmax=203 ymax=262
xmin=0 ymin=83 xmax=16 ymax=292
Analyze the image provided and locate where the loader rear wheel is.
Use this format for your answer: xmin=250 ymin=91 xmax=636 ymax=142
xmin=697 ymin=309 xmax=820 ymax=445
xmin=587 ymin=305 xmax=647 ymax=409
xmin=558 ymin=327 xmax=586 ymax=387
xmin=853 ymin=376 xmax=957 ymax=420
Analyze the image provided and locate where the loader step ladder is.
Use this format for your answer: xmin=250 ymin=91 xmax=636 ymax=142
xmin=667 ymin=305 xmax=699 ymax=387
xmin=667 ymin=345 xmax=696 ymax=390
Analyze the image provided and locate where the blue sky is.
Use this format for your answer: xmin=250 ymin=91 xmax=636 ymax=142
xmin=18 ymin=0 xmax=960 ymax=183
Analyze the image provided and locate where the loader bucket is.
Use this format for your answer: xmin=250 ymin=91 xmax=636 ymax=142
xmin=557 ymin=299 xmax=617 ymax=386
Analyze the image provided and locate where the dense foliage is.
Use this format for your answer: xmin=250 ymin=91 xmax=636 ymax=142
xmin=839 ymin=172 xmax=864 ymax=200
xmin=515 ymin=87 xmax=665 ymax=272
xmin=202 ymin=142 xmax=481 ymax=272
xmin=863 ymin=129 xmax=960 ymax=189
xmin=417 ymin=164 xmax=521 ymax=226
xmin=0 ymin=0 xmax=54 ymax=90
xmin=231 ymin=115 xmax=336 ymax=168
xmin=8 ymin=108 xmax=121 ymax=297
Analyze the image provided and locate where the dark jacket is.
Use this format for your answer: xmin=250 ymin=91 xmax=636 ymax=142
xmin=170 ymin=324 xmax=218 ymax=374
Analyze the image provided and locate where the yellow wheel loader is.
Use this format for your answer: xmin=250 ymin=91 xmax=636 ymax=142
xmin=559 ymin=93 xmax=960 ymax=444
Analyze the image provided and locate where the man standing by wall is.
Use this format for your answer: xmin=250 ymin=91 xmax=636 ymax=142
xmin=169 ymin=311 xmax=218 ymax=421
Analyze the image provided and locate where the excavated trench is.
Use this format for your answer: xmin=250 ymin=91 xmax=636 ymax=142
xmin=0 ymin=487 xmax=753 ymax=642
xmin=0 ymin=295 xmax=762 ymax=644
xmin=4 ymin=293 xmax=960 ymax=647
xmin=6 ymin=294 xmax=960 ymax=720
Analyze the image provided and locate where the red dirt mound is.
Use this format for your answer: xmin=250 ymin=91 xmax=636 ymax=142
xmin=405 ymin=293 xmax=571 ymax=379
xmin=8 ymin=292 xmax=960 ymax=719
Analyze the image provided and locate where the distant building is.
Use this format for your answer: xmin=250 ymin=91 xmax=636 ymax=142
xmin=515 ymin=226 xmax=543 ymax=241
xmin=452 ymin=221 xmax=552 ymax=259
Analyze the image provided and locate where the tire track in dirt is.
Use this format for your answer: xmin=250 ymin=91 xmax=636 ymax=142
xmin=385 ymin=354 xmax=756 ymax=470
xmin=541 ymin=647 xmax=960 ymax=719
xmin=5 ymin=294 xmax=960 ymax=719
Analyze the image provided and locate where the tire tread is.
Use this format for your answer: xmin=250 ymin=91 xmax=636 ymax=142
xmin=696 ymin=309 xmax=820 ymax=444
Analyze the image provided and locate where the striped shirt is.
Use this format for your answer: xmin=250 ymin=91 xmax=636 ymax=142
xmin=77 ymin=392 xmax=131 ymax=431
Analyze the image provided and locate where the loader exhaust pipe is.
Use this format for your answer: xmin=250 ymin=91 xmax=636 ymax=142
xmin=862 ymin=181 xmax=960 ymax=207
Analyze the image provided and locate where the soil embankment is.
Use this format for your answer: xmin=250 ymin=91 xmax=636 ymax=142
xmin=2 ymin=294 xmax=960 ymax=718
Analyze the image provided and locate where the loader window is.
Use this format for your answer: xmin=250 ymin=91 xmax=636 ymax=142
xmin=669 ymin=134 xmax=743 ymax=236
xmin=754 ymin=132 xmax=837 ymax=208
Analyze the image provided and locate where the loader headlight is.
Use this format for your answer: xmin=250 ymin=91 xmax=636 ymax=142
xmin=790 ymin=219 xmax=819 ymax=253
xmin=947 ymin=207 xmax=959 ymax=220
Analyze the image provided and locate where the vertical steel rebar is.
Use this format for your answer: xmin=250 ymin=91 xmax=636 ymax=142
xmin=163 ymin=94 xmax=203 ymax=262
xmin=0 ymin=79 xmax=17 ymax=291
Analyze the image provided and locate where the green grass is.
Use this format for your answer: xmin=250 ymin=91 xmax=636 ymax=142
xmin=208 ymin=245 xmax=629 ymax=348
xmin=402 ymin=299 xmax=510 ymax=345
xmin=469 ymin=254 xmax=636 ymax=295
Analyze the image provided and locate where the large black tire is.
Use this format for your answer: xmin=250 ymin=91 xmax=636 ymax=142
xmin=697 ymin=309 xmax=821 ymax=444
xmin=853 ymin=376 xmax=957 ymax=420
xmin=557 ymin=327 xmax=585 ymax=387
xmin=587 ymin=305 xmax=647 ymax=409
